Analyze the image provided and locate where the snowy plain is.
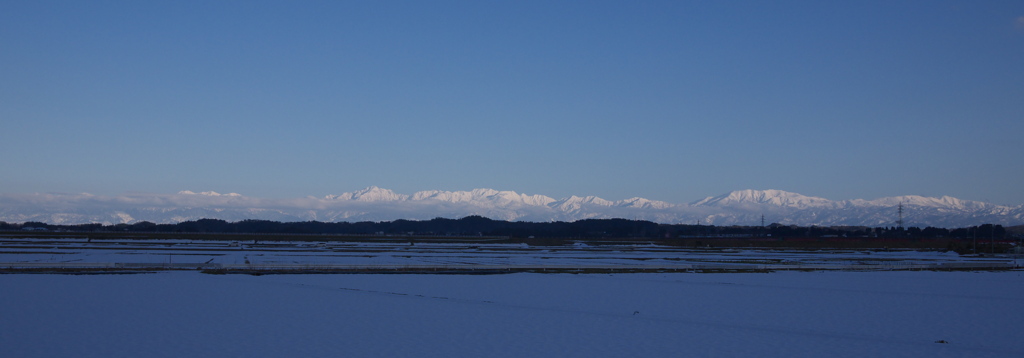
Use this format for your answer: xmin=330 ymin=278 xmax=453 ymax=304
xmin=2 ymin=238 xmax=1017 ymax=271
xmin=2 ymin=270 xmax=1023 ymax=358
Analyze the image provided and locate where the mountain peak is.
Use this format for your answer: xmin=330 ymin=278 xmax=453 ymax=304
xmin=619 ymin=197 xmax=675 ymax=209
xmin=328 ymin=186 xmax=408 ymax=201
xmin=849 ymin=195 xmax=997 ymax=211
xmin=407 ymin=188 xmax=555 ymax=206
xmin=178 ymin=190 xmax=242 ymax=197
xmin=692 ymin=189 xmax=836 ymax=209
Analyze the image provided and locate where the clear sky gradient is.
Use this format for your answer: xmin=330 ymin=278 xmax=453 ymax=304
xmin=3 ymin=0 xmax=1023 ymax=205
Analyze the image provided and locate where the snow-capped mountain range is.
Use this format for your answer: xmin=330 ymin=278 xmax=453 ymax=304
xmin=1 ymin=187 xmax=1022 ymax=228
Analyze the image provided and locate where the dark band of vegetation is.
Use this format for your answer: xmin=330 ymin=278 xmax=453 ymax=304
xmin=4 ymin=216 xmax=1018 ymax=242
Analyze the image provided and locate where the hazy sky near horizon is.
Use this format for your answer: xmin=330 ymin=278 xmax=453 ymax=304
xmin=3 ymin=0 xmax=1023 ymax=205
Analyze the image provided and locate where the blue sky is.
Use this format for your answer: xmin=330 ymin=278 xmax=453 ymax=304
xmin=3 ymin=0 xmax=1023 ymax=205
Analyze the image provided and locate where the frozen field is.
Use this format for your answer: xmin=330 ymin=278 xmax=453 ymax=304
xmin=1 ymin=237 xmax=1018 ymax=272
xmin=2 ymin=271 xmax=1022 ymax=357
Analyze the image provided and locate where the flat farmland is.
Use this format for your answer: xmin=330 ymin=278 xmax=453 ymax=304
xmin=1 ymin=236 xmax=1018 ymax=273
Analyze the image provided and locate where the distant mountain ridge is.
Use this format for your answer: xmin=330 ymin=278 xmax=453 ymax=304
xmin=1 ymin=187 xmax=1021 ymax=228
xmin=690 ymin=189 xmax=839 ymax=209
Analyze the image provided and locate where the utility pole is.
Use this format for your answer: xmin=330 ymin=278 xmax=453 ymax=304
xmin=896 ymin=202 xmax=904 ymax=230
xmin=991 ymin=224 xmax=995 ymax=254
xmin=973 ymin=227 xmax=977 ymax=255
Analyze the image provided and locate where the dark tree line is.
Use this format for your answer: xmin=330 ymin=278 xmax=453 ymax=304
xmin=0 ymin=217 xmax=1015 ymax=241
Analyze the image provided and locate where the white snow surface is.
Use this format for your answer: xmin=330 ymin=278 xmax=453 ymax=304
xmin=3 ymin=238 xmax=1015 ymax=269
xmin=2 ymin=271 xmax=1022 ymax=357
xmin=178 ymin=190 xmax=243 ymax=197
xmin=691 ymin=189 xmax=839 ymax=209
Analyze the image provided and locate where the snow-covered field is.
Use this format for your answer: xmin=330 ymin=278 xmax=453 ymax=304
xmin=2 ymin=238 xmax=1018 ymax=271
xmin=2 ymin=271 xmax=1022 ymax=357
